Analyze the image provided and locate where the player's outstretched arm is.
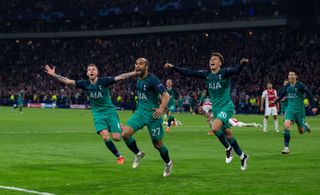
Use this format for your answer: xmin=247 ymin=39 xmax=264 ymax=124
xmin=45 ymin=65 xmax=75 ymax=86
xmin=164 ymin=63 xmax=207 ymax=79
xmin=274 ymin=89 xmax=287 ymax=105
xmin=223 ymin=58 xmax=249 ymax=78
xmin=114 ymin=70 xmax=138 ymax=82
xmin=153 ymin=91 xmax=170 ymax=119
xmin=302 ymin=85 xmax=318 ymax=114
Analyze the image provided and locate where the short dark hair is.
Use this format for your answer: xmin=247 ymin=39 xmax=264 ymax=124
xmin=211 ymin=52 xmax=224 ymax=64
xmin=87 ymin=63 xmax=98 ymax=69
xmin=288 ymin=70 xmax=298 ymax=76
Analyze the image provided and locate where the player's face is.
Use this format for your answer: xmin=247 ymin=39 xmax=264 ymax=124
xmin=135 ymin=58 xmax=148 ymax=77
xmin=87 ymin=66 xmax=98 ymax=80
xmin=267 ymin=83 xmax=272 ymax=89
xmin=166 ymin=80 xmax=172 ymax=88
xmin=288 ymin=72 xmax=297 ymax=83
xmin=209 ymin=56 xmax=222 ymax=71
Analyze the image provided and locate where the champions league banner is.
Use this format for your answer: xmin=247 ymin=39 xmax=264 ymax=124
xmin=3 ymin=0 xmax=272 ymax=22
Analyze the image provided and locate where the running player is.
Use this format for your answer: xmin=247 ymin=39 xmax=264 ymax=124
xmin=45 ymin=64 xmax=138 ymax=164
xmin=13 ymin=90 xmax=24 ymax=113
xmin=274 ymin=70 xmax=318 ymax=154
xmin=165 ymin=79 xmax=180 ymax=132
xmin=279 ymin=79 xmax=289 ymax=115
xmin=260 ymin=82 xmax=279 ymax=132
xmin=121 ymin=58 xmax=173 ymax=177
xmin=165 ymin=52 xmax=249 ymax=170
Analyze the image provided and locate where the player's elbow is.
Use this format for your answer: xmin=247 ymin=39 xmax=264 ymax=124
xmin=163 ymin=92 xmax=170 ymax=100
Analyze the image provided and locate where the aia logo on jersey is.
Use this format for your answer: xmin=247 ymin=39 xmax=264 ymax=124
xmin=208 ymin=82 xmax=222 ymax=90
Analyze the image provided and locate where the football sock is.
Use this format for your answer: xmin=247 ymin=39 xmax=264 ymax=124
xmin=274 ymin=119 xmax=279 ymax=131
xmin=214 ymin=130 xmax=230 ymax=149
xmin=263 ymin=118 xmax=268 ymax=130
xmin=227 ymin=136 xmax=243 ymax=156
xmin=124 ymin=136 xmax=140 ymax=154
xmin=158 ymin=145 xmax=170 ymax=164
xmin=284 ymin=129 xmax=290 ymax=147
xmin=168 ymin=117 xmax=172 ymax=127
xmin=104 ymin=139 xmax=120 ymax=158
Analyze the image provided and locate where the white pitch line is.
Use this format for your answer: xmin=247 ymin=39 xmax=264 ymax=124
xmin=0 ymin=185 xmax=55 ymax=195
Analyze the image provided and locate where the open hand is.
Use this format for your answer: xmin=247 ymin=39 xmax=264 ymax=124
xmin=164 ymin=63 xmax=173 ymax=69
xmin=153 ymin=107 xmax=164 ymax=119
xmin=45 ymin=65 xmax=55 ymax=76
xmin=240 ymin=58 xmax=249 ymax=65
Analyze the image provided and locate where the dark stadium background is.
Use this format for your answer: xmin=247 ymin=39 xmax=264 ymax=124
xmin=0 ymin=0 xmax=319 ymax=114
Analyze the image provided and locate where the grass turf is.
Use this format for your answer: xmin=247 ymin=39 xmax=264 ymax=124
xmin=0 ymin=106 xmax=319 ymax=194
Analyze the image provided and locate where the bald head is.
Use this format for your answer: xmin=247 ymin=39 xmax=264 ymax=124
xmin=135 ymin=57 xmax=149 ymax=78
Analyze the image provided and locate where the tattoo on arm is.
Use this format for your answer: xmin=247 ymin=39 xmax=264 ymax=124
xmin=119 ymin=72 xmax=132 ymax=79
xmin=115 ymin=72 xmax=134 ymax=81
xmin=54 ymin=74 xmax=68 ymax=82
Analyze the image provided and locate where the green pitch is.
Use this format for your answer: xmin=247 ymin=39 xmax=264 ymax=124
xmin=0 ymin=107 xmax=319 ymax=195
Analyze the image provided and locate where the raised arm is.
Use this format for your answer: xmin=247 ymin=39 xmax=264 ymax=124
xmin=274 ymin=87 xmax=287 ymax=104
xmin=164 ymin=63 xmax=208 ymax=79
xmin=114 ymin=70 xmax=138 ymax=82
xmin=301 ymin=85 xmax=317 ymax=113
xmin=223 ymin=58 xmax=248 ymax=79
xmin=45 ymin=65 xmax=75 ymax=86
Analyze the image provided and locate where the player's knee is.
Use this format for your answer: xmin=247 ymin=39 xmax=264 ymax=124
xmin=111 ymin=134 xmax=121 ymax=141
xmin=121 ymin=127 xmax=133 ymax=139
xmin=99 ymin=130 xmax=110 ymax=140
xmin=152 ymin=141 xmax=162 ymax=149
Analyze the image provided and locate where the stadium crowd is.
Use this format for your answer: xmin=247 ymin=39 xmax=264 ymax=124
xmin=0 ymin=0 xmax=286 ymax=33
xmin=1 ymin=28 xmax=319 ymax=114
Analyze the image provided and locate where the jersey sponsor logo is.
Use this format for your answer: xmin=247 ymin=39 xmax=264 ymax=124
xmin=287 ymin=93 xmax=298 ymax=99
xmin=90 ymin=92 xmax=103 ymax=99
xmin=138 ymin=92 xmax=148 ymax=100
xmin=208 ymin=82 xmax=222 ymax=90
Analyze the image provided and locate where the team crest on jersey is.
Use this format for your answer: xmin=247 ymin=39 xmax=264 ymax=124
xmin=219 ymin=74 xmax=222 ymax=80
xmin=143 ymin=85 xmax=147 ymax=91
xmin=99 ymin=85 xmax=102 ymax=90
